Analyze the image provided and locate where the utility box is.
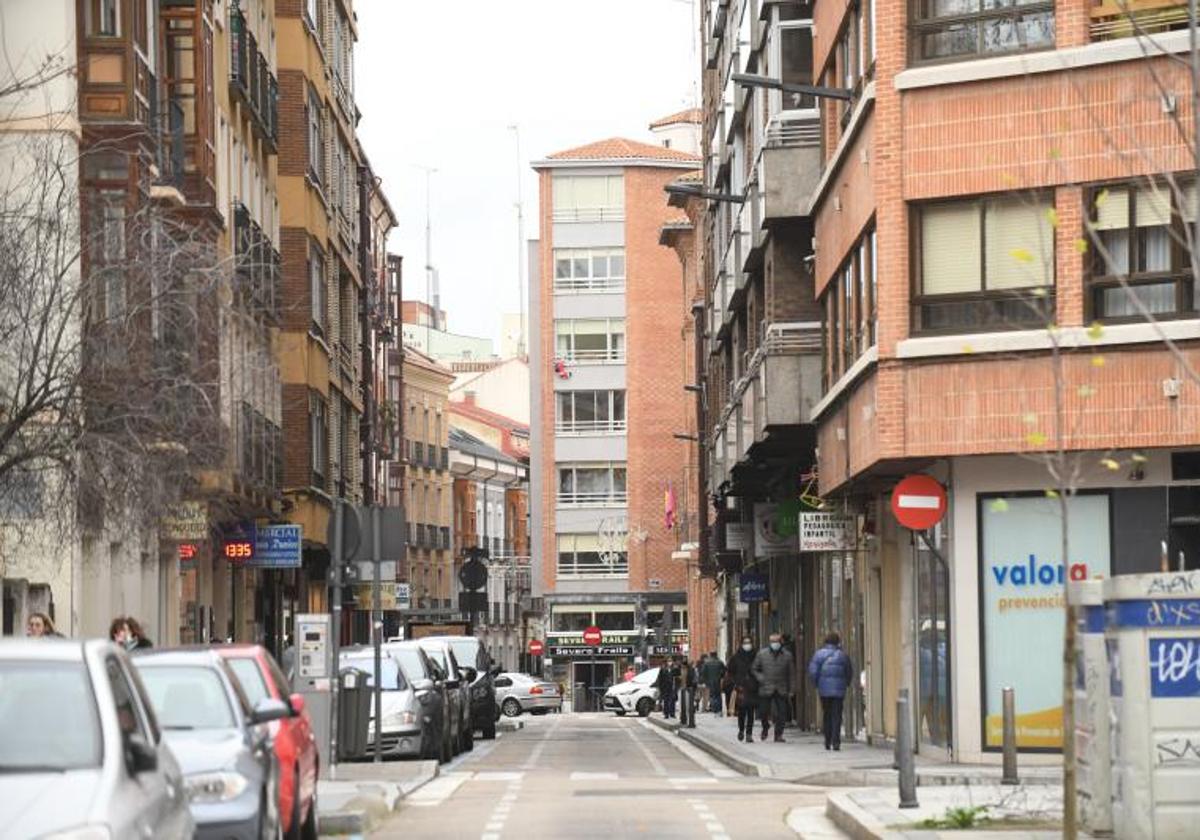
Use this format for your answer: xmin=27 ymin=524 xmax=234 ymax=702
xmin=1069 ymin=579 xmax=1111 ymax=835
xmin=1105 ymin=571 xmax=1200 ymax=839
xmin=293 ymin=614 xmax=333 ymax=776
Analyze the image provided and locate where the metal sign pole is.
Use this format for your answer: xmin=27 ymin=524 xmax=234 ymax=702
xmin=329 ymin=501 xmax=344 ymax=778
xmin=372 ymin=506 xmax=383 ymax=763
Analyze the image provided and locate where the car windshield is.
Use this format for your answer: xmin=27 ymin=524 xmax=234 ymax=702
xmin=633 ymin=668 xmax=659 ymax=685
xmin=390 ymin=648 xmax=428 ymax=683
xmin=137 ymin=665 xmax=237 ymax=729
xmin=0 ymin=660 xmax=102 ymax=771
xmin=226 ymin=658 xmax=271 ymax=707
xmin=340 ymin=655 xmax=407 ymax=690
xmin=447 ymin=639 xmax=479 ymax=668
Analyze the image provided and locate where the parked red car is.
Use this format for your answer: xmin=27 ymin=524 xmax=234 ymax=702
xmin=218 ymin=645 xmax=319 ymax=840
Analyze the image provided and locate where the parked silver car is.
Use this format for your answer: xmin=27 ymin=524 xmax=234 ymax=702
xmin=339 ymin=646 xmax=427 ymax=760
xmin=132 ymin=648 xmax=291 ymax=840
xmin=495 ymin=672 xmax=563 ymax=717
xmin=0 ymin=638 xmax=194 ymax=840
xmin=414 ymin=638 xmax=475 ymax=754
xmin=386 ymin=642 xmax=455 ymax=763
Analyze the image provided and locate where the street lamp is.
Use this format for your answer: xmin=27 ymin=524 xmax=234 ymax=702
xmin=663 ymin=183 xmax=744 ymax=204
xmin=731 ymin=72 xmax=853 ymax=103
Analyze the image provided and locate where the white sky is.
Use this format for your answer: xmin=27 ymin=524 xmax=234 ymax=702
xmin=355 ymin=0 xmax=698 ymax=346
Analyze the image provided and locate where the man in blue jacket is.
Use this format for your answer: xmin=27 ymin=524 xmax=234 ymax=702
xmin=808 ymin=632 xmax=853 ymax=751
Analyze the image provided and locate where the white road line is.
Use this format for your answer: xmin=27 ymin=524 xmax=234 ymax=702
xmin=474 ymin=771 xmax=525 ymax=782
xmin=520 ymin=713 xmax=560 ymax=770
xmin=625 ymin=725 xmax=667 ymax=776
xmin=670 ymin=776 xmax=719 ymax=785
xmin=569 ymin=771 xmax=618 ymax=780
xmin=407 ymin=772 xmax=472 ymax=807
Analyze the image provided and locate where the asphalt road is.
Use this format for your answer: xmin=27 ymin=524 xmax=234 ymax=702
xmin=370 ymin=713 xmax=830 ymax=840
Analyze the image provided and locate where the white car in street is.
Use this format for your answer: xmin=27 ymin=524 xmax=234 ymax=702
xmin=602 ymin=667 xmax=660 ymax=717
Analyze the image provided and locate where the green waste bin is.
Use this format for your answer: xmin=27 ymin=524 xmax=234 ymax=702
xmin=338 ymin=668 xmax=371 ymax=760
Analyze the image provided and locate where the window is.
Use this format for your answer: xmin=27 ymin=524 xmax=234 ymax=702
xmin=556 ymin=390 xmax=626 ymax=433
xmin=305 ymin=0 xmax=319 ymax=29
xmin=820 ymin=223 xmax=876 ymax=385
xmin=309 ymin=241 xmax=326 ymax=334
xmin=310 ymin=392 xmax=327 ymax=486
xmin=911 ymin=0 xmax=1055 ymax=63
xmin=556 ymin=534 xmax=628 ymax=578
xmin=912 ymin=196 xmax=1054 ymax=333
xmin=552 ymin=175 xmax=624 ymax=222
xmin=226 ymin=659 xmax=270 ymax=706
xmin=557 ymin=463 xmax=627 ymax=506
xmin=1088 ymin=179 xmax=1195 ymax=320
xmin=85 ymin=0 xmax=120 ymax=36
xmin=307 ymin=88 xmax=323 ymax=184
xmin=595 ymin=609 xmax=635 ymax=631
xmin=552 ymin=609 xmax=594 ymax=632
xmin=555 ymin=318 xmax=625 ymax=362
xmin=553 ymin=248 xmax=626 ymax=291
xmin=779 ymin=23 xmax=816 ymax=112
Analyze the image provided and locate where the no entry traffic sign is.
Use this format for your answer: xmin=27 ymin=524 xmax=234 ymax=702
xmin=528 ymin=639 xmax=544 ymax=656
xmin=582 ymin=626 xmax=603 ymax=646
xmin=890 ymin=474 xmax=947 ymax=531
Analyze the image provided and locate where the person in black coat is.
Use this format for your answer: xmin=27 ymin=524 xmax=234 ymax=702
xmin=656 ymin=659 xmax=678 ymax=719
xmin=729 ymin=636 xmax=759 ymax=741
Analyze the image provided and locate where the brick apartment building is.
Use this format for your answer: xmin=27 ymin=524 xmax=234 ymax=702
xmin=696 ymin=0 xmax=1198 ymax=763
xmin=531 ymin=129 xmax=708 ymax=708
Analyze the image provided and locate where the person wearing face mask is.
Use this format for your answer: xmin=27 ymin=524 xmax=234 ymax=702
xmin=729 ymin=637 xmax=759 ymax=741
xmin=109 ymin=617 xmax=136 ymax=651
xmin=751 ymin=632 xmax=795 ymax=742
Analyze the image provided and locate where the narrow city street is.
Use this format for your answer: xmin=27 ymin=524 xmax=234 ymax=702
xmin=370 ymin=714 xmax=830 ymax=840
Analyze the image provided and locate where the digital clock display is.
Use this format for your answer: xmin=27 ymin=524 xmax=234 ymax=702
xmin=222 ymin=540 xmax=254 ymax=561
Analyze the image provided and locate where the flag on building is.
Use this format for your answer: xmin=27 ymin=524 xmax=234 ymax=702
xmin=664 ymin=483 xmax=677 ymax=530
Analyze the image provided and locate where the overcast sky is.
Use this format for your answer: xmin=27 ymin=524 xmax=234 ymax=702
xmin=355 ymin=0 xmax=698 ymax=347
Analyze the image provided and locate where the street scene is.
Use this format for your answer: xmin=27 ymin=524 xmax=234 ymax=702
xmin=3 ymin=0 xmax=1200 ymax=838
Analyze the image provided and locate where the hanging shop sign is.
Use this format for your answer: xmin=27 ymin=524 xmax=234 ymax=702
xmin=740 ymin=572 xmax=769 ymax=603
xmin=548 ymin=644 xmax=634 ymax=657
xmin=799 ymin=512 xmax=856 ymax=552
xmin=979 ymin=493 xmax=1111 ymax=750
xmin=161 ymin=502 xmax=208 ymax=541
xmin=250 ymin=524 xmax=302 ymax=568
xmin=726 ymin=522 xmax=751 ymax=552
xmin=753 ymin=503 xmax=799 ymax=558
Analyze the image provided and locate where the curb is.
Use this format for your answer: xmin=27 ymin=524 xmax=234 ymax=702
xmin=825 ymin=790 xmax=890 ymax=840
xmin=317 ymin=762 xmax=440 ymax=836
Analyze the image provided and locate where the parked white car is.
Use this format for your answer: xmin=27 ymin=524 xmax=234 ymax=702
xmin=602 ymin=667 xmax=660 ymax=717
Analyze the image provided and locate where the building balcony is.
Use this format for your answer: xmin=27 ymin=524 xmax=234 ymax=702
xmin=232 ymin=203 xmax=281 ymax=324
xmin=1090 ymin=0 xmax=1189 ymax=39
xmin=759 ymin=121 xmax=822 ymax=221
xmin=711 ymin=321 xmax=822 ymax=465
xmin=229 ymin=5 xmax=279 ymax=151
xmin=555 ymin=418 xmax=627 ymax=436
xmin=556 ymin=491 xmax=628 ymax=508
xmin=556 ymin=555 xmax=629 ymax=579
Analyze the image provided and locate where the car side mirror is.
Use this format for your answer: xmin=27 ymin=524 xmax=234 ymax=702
xmin=126 ymin=734 xmax=158 ymax=775
xmin=460 ymin=667 xmax=477 ymax=684
xmin=250 ymin=697 xmax=291 ymax=725
xmin=413 ymin=678 xmax=434 ymax=692
xmin=288 ymin=693 xmax=305 ymax=717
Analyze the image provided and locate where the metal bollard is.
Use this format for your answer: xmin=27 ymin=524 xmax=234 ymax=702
xmin=892 ymin=688 xmax=908 ymax=770
xmin=897 ymin=692 xmax=919 ymax=809
xmin=1001 ymin=686 xmax=1019 ymax=785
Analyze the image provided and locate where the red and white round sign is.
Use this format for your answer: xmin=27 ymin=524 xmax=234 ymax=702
xmin=890 ymin=475 xmax=948 ymax=531
xmin=582 ymin=626 xmax=603 ymax=646
xmin=528 ymin=639 xmax=544 ymax=656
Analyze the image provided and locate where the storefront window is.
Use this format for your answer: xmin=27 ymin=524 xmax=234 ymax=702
xmin=915 ymin=530 xmax=952 ymax=750
xmin=552 ymin=610 xmax=593 ymax=632
xmin=595 ymin=610 xmax=634 ymax=632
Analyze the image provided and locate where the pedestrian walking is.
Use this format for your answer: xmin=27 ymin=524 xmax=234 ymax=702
xmin=730 ymin=636 xmax=758 ymax=741
xmin=679 ymin=658 xmax=698 ymax=728
xmin=26 ymin=612 xmax=61 ymax=638
xmin=696 ymin=653 xmax=709 ymax=711
xmin=700 ymin=651 xmax=725 ymax=713
xmin=125 ymin=616 xmax=153 ymax=649
xmin=623 ymin=665 xmax=636 ymax=682
xmin=656 ymin=659 xmax=678 ymax=719
xmin=752 ymin=632 xmax=795 ymax=742
xmin=808 ymin=632 xmax=854 ymax=751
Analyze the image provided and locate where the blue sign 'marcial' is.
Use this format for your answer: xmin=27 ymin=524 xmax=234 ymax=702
xmin=740 ymin=572 xmax=769 ymax=603
xmin=1148 ymin=637 xmax=1200 ymax=698
xmin=251 ymin=524 xmax=303 ymax=568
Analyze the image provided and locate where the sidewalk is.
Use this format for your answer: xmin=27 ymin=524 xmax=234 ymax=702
xmin=648 ymin=710 xmax=1059 ymax=787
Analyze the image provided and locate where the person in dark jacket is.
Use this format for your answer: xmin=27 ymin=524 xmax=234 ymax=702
xmin=729 ymin=636 xmax=758 ymax=741
xmin=700 ymin=651 xmax=726 ymax=714
xmin=679 ymin=658 xmax=699 ymax=728
xmin=125 ymin=616 xmax=153 ymax=649
xmin=656 ymin=659 xmax=678 ymax=719
xmin=752 ymin=633 xmax=795 ymax=742
xmin=808 ymin=632 xmax=854 ymax=750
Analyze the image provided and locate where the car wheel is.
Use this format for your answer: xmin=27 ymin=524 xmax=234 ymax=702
xmin=501 ymin=698 xmax=522 ymax=718
xmin=482 ymin=717 xmax=497 ymax=740
xmin=636 ymin=697 xmax=654 ymax=717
